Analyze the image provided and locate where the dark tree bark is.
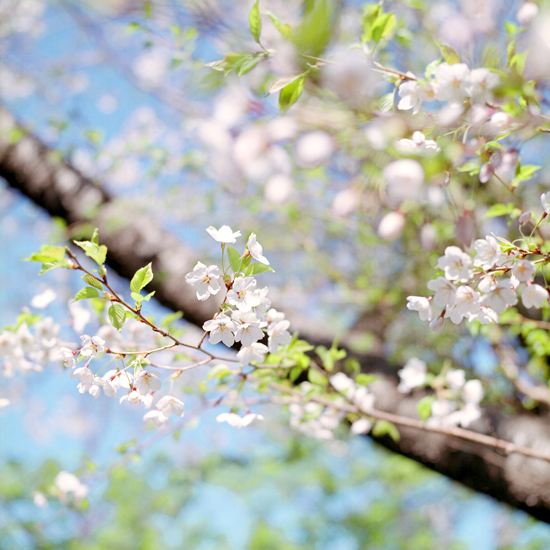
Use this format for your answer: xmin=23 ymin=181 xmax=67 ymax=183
xmin=2 ymin=106 xmax=550 ymax=523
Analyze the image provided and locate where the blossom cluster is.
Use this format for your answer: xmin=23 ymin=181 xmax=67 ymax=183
xmin=398 ymin=358 xmax=484 ymax=428
xmin=59 ymin=330 xmax=184 ymax=427
xmin=288 ymin=373 xmax=376 ymax=440
xmin=407 ymin=194 xmax=550 ymax=331
xmin=186 ymin=226 xmax=292 ymax=366
xmin=398 ymin=62 xmax=500 ymax=122
xmin=0 ymin=317 xmax=60 ymax=378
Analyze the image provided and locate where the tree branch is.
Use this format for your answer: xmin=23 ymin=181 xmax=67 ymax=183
xmin=3 ymin=105 xmax=550 ymax=523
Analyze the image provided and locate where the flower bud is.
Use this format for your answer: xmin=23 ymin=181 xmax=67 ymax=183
xmin=377 ymin=211 xmax=406 ymax=241
xmin=429 ymin=317 xmax=444 ymax=332
xmin=519 ymin=211 xmax=532 ymax=225
xmin=517 ymin=2 xmax=538 ymax=25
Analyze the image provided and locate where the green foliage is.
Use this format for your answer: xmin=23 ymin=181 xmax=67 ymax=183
xmin=435 ymin=40 xmax=460 ymax=64
xmin=416 ymin=394 xmax=436 ymax=421
xmin=262 ymin=9 xmax=291 ymax=38
xmin=292 ymin=0 xmax=335 ymax=57
xmin=108 ymin=303 xmax=127 ymax=331
xmin=74 ymin=229 xmax=107 ymax=266
xmin=74 ymin=287 xmax=101 ymax=302
xmin=25 ymin=245 xmax=73 ymax=274
xmin=278 ymin=72 xmax=307 ymax=113
xmin=372 ymin=419 xmax=401 ymax=442
xmin=130 ymin=263 xmax=154 ymax=294
xmin=249 ymin=0 xmax=262 ymax=44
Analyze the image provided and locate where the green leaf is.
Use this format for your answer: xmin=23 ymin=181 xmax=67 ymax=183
xmin=261 ymin=9 xmax=291 ymax=38
xmin=372 ymin=420 xmax=401 ymax=442
xmin=206 ymin=53 xmax=265 ymax=76
xmin=130 ymin=263 xmax=154 ymax=294
xmin=356 ymin=373 xmax=379 ymax=386
xmin=38 ymin=260 xmax=74 ymax=275
xmin=435 ymin=40 xmax=460 ymax=64
xmin=510 ymin=51 xmax=528 ymax=75
xmin=378 ymin=91 xmax=395 ymax=112
xmin=74 ymin=287 xmax=101 ymax=302
xmin=108 ymin=303 xmax=126 ymax=331
xmin=362 ymin=4 xmax=381 ymax=41
xmin=244 ymin=262 xmax=275 ymax=276
xmin=279 ymin=72 xmax=307 ymax=113
xmin=416 ymin=395 xmax=436 ymax=421
xmin=74 ymin=236 xmax=107 ymax=266
xmin=227 ymin=246 xmax=242 ymax=274
xmin=371 ymin=12 xmax=396 ymax=43
xmin=268 ymin=74 xmax=305 ymax=95
xmin=82 ymin=274 xmax=103 ymax=290
xmin=25 ymin=245 xmax=67 ymax=263
xmin=316 ymin=344 xmax=346 ymax=372
xmin=161 ymin=311 xmax=184 ymax=328
xmin=249 ymin=0 xmax=262 ymax=43
xmin=308 ymin=368 xmax=328 ymax=386
xmin=206 ymin=364 xmax=233 ymax=381
xmin=512 ymin=164 xmax=540 ymax=187
xmin=485 ymin=203 xmax=509 ymax=218
xmin=292 ymin=0 xmax=334 ymax=57
xmin=131 ymin=291 xmax=156 ymax=303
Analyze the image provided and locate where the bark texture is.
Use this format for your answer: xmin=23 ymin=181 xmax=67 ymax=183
xmin=2 ymin=106 xmax=550 ymax=523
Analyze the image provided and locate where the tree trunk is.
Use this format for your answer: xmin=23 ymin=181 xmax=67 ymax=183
xmin=2 ymin=106 xmax=550 ymax=523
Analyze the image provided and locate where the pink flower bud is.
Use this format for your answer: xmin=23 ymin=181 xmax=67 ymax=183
xmin=519 ymin=211 xmax=532 ymax=225
xmin=378 ymin=211 xmax=406 ymax=241
xmin=429 ymin=317 xmax=445 ymax=332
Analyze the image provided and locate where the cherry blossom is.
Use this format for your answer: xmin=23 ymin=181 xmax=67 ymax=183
xmin=79 ymin=335 xmax=105 ymax=358
xmin=54 ymin=471 xmax=89 ymax=502
xmin=437 ymin=246 xmax=472 ymax=282
xmin=541 ymin=192 xmax=550 ymax=215
xmin=427 ymin=276 xmax=457 ymax=307
xmin=185 ymin=261 xmax=222 ymax=301
xmin=433 ymin=63 xmax=470 ymax=103
xmin=156 ymin=395 xmax=185 ymax=418
xmin=134 ymin=371 xmax=162 ymax=395
xmin=206 ymin=225 xmax=241 ymax=243
xmin=234 ymin=321 xmax=264 ymax=347
xmin=406 ymin=296 xmax=433 ymax=321
xmin=522 ymin=284 xmax=548 ymax=309
xmin=446 ymin=369 xmax=466 ymax=391
xmin=227 ymin=277 xmax=261 ymax=312
xmin=143 ymin=409 xmax=169 ymax=427
xmin=246 ymin=233 xmax=270 ymax=265
xmin=473 ymin=236 xmax=504 ymax=270
xmin=382 ymin=159 xmax=424 ymax=205
xmin=511 ymin=260 xmax=535 ymax=283
xmin=397 ymin=357 xmax=427 ymax=393
xmin=267 ymin=320 xmax=292 ymax=353
xmin=236 ymin=342 xmax=269 ymax=366
xmin=445 ymin=286 xmax=481 ymax=324
xmin=58 ymin=347 xmax=76 ymax=368
xmin=481 ymin=279 xmax=518 ymax=313
xmin=216 ymin=412 xmax=264 ymax=427
xmin=203 ymin=314 xmax=238 ymax=347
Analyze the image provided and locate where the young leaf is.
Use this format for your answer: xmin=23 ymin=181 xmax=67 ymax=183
xmin=371 ymin=12 xmax=396 ymax=43
xmin=74 ymin=239 xmax=107 ymax=266
xmin=279 ymin=72 xmax=307 ymax=113
xmin=372 ymin=419 xmax=401 ymax=442
xmin=244 ymin=262 xmax=275 ymax=276
xmin=261 ymin=9 xmax=291 ymax=38
xmin=435 ymin=40 xmax=460 ymax=64
xmin=131 ymin=291 xmax=156 ymax=303
xmin=25 ymin=245 xmax=67 ymax=263
xmin=130 ymin=263 xmax=154 ymax=294
xmin=268 ymin=74 xmax=304 ymax=95
xmin=74 ymin=287 xmax=101 ymax=302
xmin=308 ymin=368 xmax=328 ymax=386
xmin=82 ymin=274 xmax=103 ymax=290
xmin=108 ymin=303 xmax=126 ymax=331
xmin=161 ymin=311 xmax=184 ymax=328
xmin=485 ymin=203 xmax=509 ymax=218
xmin=227 ymin=246 xmax=242 ymax=274
xmin=416 ymin=395 xmax=436 ymax=421
xmin=249 ymin=0 xmax=262 ymax=44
